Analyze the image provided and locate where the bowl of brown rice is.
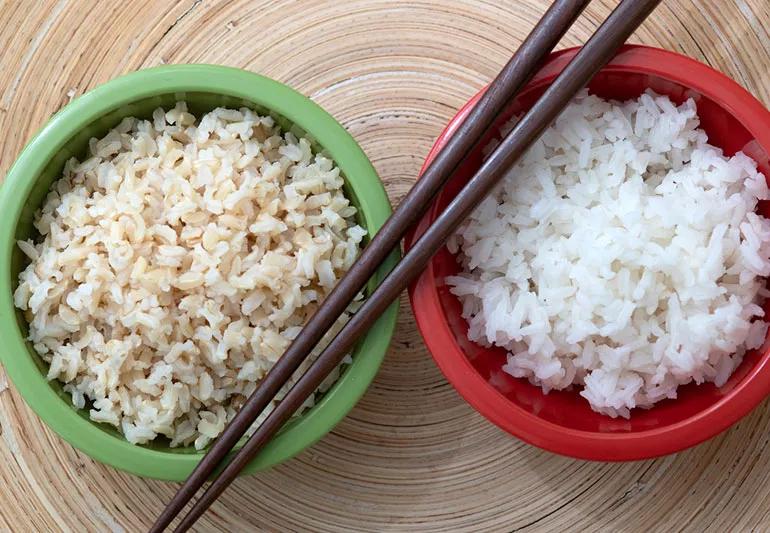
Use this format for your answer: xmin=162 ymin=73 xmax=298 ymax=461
xmin=0 ymin=64 xmax=398 ymax=480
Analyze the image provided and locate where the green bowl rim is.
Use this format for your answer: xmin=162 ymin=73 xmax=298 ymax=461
xmin=0 ymin=64 xmax=399 ymax=481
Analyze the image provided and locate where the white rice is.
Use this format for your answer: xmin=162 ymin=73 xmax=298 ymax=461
xmin=447 ymin=90 xmax=770 ymax=417
xmin=14 ymin=102 xmax=364 ymax=448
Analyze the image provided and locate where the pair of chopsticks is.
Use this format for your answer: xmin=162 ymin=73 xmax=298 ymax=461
xmin=152 ymin=0 xmax=662 ymax=530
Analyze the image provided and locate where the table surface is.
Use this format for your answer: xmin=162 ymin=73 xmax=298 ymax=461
xmin=2 ymin=1 xmax=770 ymax=531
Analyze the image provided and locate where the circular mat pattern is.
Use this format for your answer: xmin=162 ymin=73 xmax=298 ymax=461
xmin=1 ymin=1 xmax=770 ymax=531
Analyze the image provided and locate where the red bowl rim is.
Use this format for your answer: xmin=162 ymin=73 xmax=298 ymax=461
xmin=407 ymin=44 xmax=770 ymax=461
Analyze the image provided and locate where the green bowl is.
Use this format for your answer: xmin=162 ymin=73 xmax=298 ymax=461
xmin=0 ymin=65 xmax=399 ymax=481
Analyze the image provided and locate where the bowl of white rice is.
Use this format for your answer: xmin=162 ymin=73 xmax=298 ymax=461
xmin=0 ymin=65 xmax=398 ymax=480
xmin=408 ymin=45 xmax=770 ymax=460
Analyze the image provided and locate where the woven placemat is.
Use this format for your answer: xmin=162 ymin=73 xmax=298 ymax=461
xmin=1 ymin=1 xmax=770 ymax=531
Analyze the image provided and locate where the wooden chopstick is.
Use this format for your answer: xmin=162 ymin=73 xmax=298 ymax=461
xmin=150 ymin=1 xmax=589 ymax=531
xmin=168 ymin=0 xmax=662 ymax=527
xmin=170 ymin=0 xmax=663 ymax=527
xmin=157 ymin=0 xmax=663 ymax=529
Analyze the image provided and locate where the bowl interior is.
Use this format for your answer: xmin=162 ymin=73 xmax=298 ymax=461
xmin=3 ymin=66 xmax=398 ymax=479
xmin=12 ymin=92 xmax=375 ymax=452
xmin=426 ymin=68 xmax=770 ymax=433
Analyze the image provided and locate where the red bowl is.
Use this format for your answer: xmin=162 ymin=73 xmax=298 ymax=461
xmin=406 ymin=45 xmax=770 ymax=461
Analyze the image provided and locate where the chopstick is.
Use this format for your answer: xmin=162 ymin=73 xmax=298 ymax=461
xmin=154 ymin=0 xmax=661 ymax=530
xmin=150 ymin=1 xmax=589 ymax=531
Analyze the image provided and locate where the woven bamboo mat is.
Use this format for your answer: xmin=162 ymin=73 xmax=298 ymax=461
xmin=2 ymin=1 xmax=770 ymax=531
